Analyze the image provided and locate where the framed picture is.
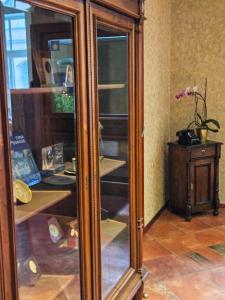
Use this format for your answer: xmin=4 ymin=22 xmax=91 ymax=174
xmin=42 ymin=58 xmax=55 ymax=86
xmin=30 ymin=22 xmax=73 ymax=87
xmin=41 ymin=143 xmax=64 ymax=173
xmin=48 ymin=217 xmax=64 ymax=244
xmin=18 ymin=256 xmax=41 ymax=287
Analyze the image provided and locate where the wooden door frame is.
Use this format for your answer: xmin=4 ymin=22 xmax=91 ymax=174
xmin=0 ymin=1 xmax=92 ymax=299
xmin=0 ymin=3 xmax=18 ymax=298
xmin=86 ymin=2 xmax=145 ymax=299
xmin=135 ymin=9 xmax=145 ymax=286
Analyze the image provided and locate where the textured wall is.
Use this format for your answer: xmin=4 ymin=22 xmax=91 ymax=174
xmin=171 ymin=0 xmax=225 ymax=203
xmin=144 ymin=0 xmax=171 ymax=225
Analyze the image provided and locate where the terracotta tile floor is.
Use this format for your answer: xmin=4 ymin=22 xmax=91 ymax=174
xmin=143 ymin=208 xmax=225 ymax=299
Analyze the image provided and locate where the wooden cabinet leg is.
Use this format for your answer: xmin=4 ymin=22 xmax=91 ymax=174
xmin=186 ymin=166 xmax=192 ymax=221
xmin=213 ymin=196 xmax=220 ymax=216
xmin=185 ymin=204 xmax=192 ymax=221
xmin=214 ymin=153 xmax=220 ymax=216
xmin=213 ymin=208 xmax=219 ymax=216
xmin=185 ymin=214 xmax=192 ymax=222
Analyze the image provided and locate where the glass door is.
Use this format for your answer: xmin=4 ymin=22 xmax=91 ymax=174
xmin=90 ymin=6 xmax=136 ymax=297
xmin=97 ymin=26 xmax=130 ymax=298
xmin=1 ymin=1 xmax=82 ymax=299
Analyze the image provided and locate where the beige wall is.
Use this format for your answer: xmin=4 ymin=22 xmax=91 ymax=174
xmin=171 ymin=0 xmax=225 ymax=203
xmin=144 ymin=0 xmax=225 ymax=225
xmin=144 ymin=0 xmax=171 ymax=225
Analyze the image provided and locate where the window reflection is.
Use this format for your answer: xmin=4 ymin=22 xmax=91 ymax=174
xmin=4 ymin=12 xmax=29 ymax=88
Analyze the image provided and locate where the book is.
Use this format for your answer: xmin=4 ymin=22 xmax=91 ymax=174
xmin=11 ymin=134 xmax=41 ymax=186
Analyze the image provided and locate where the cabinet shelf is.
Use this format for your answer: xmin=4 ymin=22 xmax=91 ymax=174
xmin=101 ymin=219 xmax=127 ymax=249
xmin=100 ymin=158 xmax=125 ymax=177
xmin=19 ymin=274 xmax=78 ymax=300
xmin=10 ymin=87 xmax=65 ymax=95
xmin=14 ymin=159 xmax=125 ymax=225
xmin=10 ymin=84 xmax=125 ymax=95
xmin=98 ymin=83 xmax=126 ymax=90
xmin=15 ymin=191 xmax=72 ymax=225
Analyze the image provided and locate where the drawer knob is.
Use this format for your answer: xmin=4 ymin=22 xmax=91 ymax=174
xmin=202 ymin=149 xmax=206 ymax=153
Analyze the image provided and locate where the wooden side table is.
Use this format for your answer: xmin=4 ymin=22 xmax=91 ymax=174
xmin=168 ymin=141 xmax=223 ymax=221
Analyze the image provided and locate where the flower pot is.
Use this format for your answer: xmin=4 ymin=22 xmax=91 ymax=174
xmin=199 ymin=128 xmax=208 ymax=143
xmin=196 ymin=127 xmax=208 ymax=143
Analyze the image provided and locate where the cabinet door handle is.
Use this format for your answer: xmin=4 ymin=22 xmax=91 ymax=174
xmin=191 ymin=183 xmax=194 ymax=191
xmin=201 ymin=149 xmax=206 ymax=153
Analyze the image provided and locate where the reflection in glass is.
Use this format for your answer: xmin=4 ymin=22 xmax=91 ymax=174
xmin=1 ymin=1 xmax=80 ymax=299
xmin=97 ymin=26 xmax=130 ymax=298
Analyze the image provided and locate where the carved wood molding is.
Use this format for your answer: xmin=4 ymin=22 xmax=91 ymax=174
xmin=139 ymin=0 xmax=146 ymax=23
xmin=90 ymin=0 xmax=141 ymax=19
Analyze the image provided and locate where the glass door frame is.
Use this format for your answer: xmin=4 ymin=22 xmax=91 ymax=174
xmin=0 ymin=1 xmax=92 ymax=300
xmin=87 ymin=3 xmax=139 ymax=299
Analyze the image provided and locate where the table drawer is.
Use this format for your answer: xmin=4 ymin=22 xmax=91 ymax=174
xmin=191 ymin=146 xmax=215 ymax=159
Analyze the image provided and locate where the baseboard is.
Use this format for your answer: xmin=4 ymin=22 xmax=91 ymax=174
xmin=144 ymin=201 xmax=168 ymax=233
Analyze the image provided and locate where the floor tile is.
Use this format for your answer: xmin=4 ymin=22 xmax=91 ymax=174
xmin=144 ymin=281 xmax=181 ymax=300
xmin=163 ymin=271 xmax=225 ymax=300
xmin=179 ymin=251 xmax=213 ymax=272
xmin=143 ymin=238 xmax=172 ymax=261
xmin=187 ymin=246 xmax=225 ymax=267
xmin=213 ymin=224 xmax=225 ymax=233
xmin=172 ymin=218 xmax=211 ymax=233
xmin=155 ymin=234 xmax=202 ymax=255
xmin=147 ymin=222 xmax=184 ymax=240
xmin=144 ymin=254 xmax=196 ymax=283
xmin=189 ymin=228 xmax=225 ymax=246
xmin=158 ymin=209 xmax=184 ymax=223
xmin=207 ymin=266 xmax=225 ymax=290
xmin=198 ymin=214 xmax=225 ymax=226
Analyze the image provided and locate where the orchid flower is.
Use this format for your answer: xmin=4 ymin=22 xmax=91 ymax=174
xmin=175 ymin=86 xmax=198 ymax=101
xmin=175 ymin=79 xmax=210 ymax=129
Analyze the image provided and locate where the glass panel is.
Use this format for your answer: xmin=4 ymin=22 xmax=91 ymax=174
xmin=97 ymin=25 xmax=130 ymax=298
xmin=13 ymin=57 xmax=29 ymax=88
xmin=1 ymin=1 xmax=80 ymax=299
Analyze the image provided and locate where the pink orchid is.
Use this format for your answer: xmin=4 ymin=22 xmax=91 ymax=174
xmin=175 ymin=86 xmax=197 ymax=101
xmin=175 ymin=79 xmax=211 ymax=131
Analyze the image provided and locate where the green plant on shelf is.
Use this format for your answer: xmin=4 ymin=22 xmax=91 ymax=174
xmin=53 ymin=91 xmax=74 ymax=113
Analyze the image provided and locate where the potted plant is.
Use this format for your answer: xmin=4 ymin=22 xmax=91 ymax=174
xmin=175 ymin=78 xmax=220 ymax=143
xmin=195 ymin=114 xmax=220 ymax=143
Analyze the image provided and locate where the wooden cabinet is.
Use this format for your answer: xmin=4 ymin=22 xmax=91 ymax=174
xmin=168 ymin=142 xmax=222 ymax=221
xmin=0 ymin=1 xmax=146 ymax=300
